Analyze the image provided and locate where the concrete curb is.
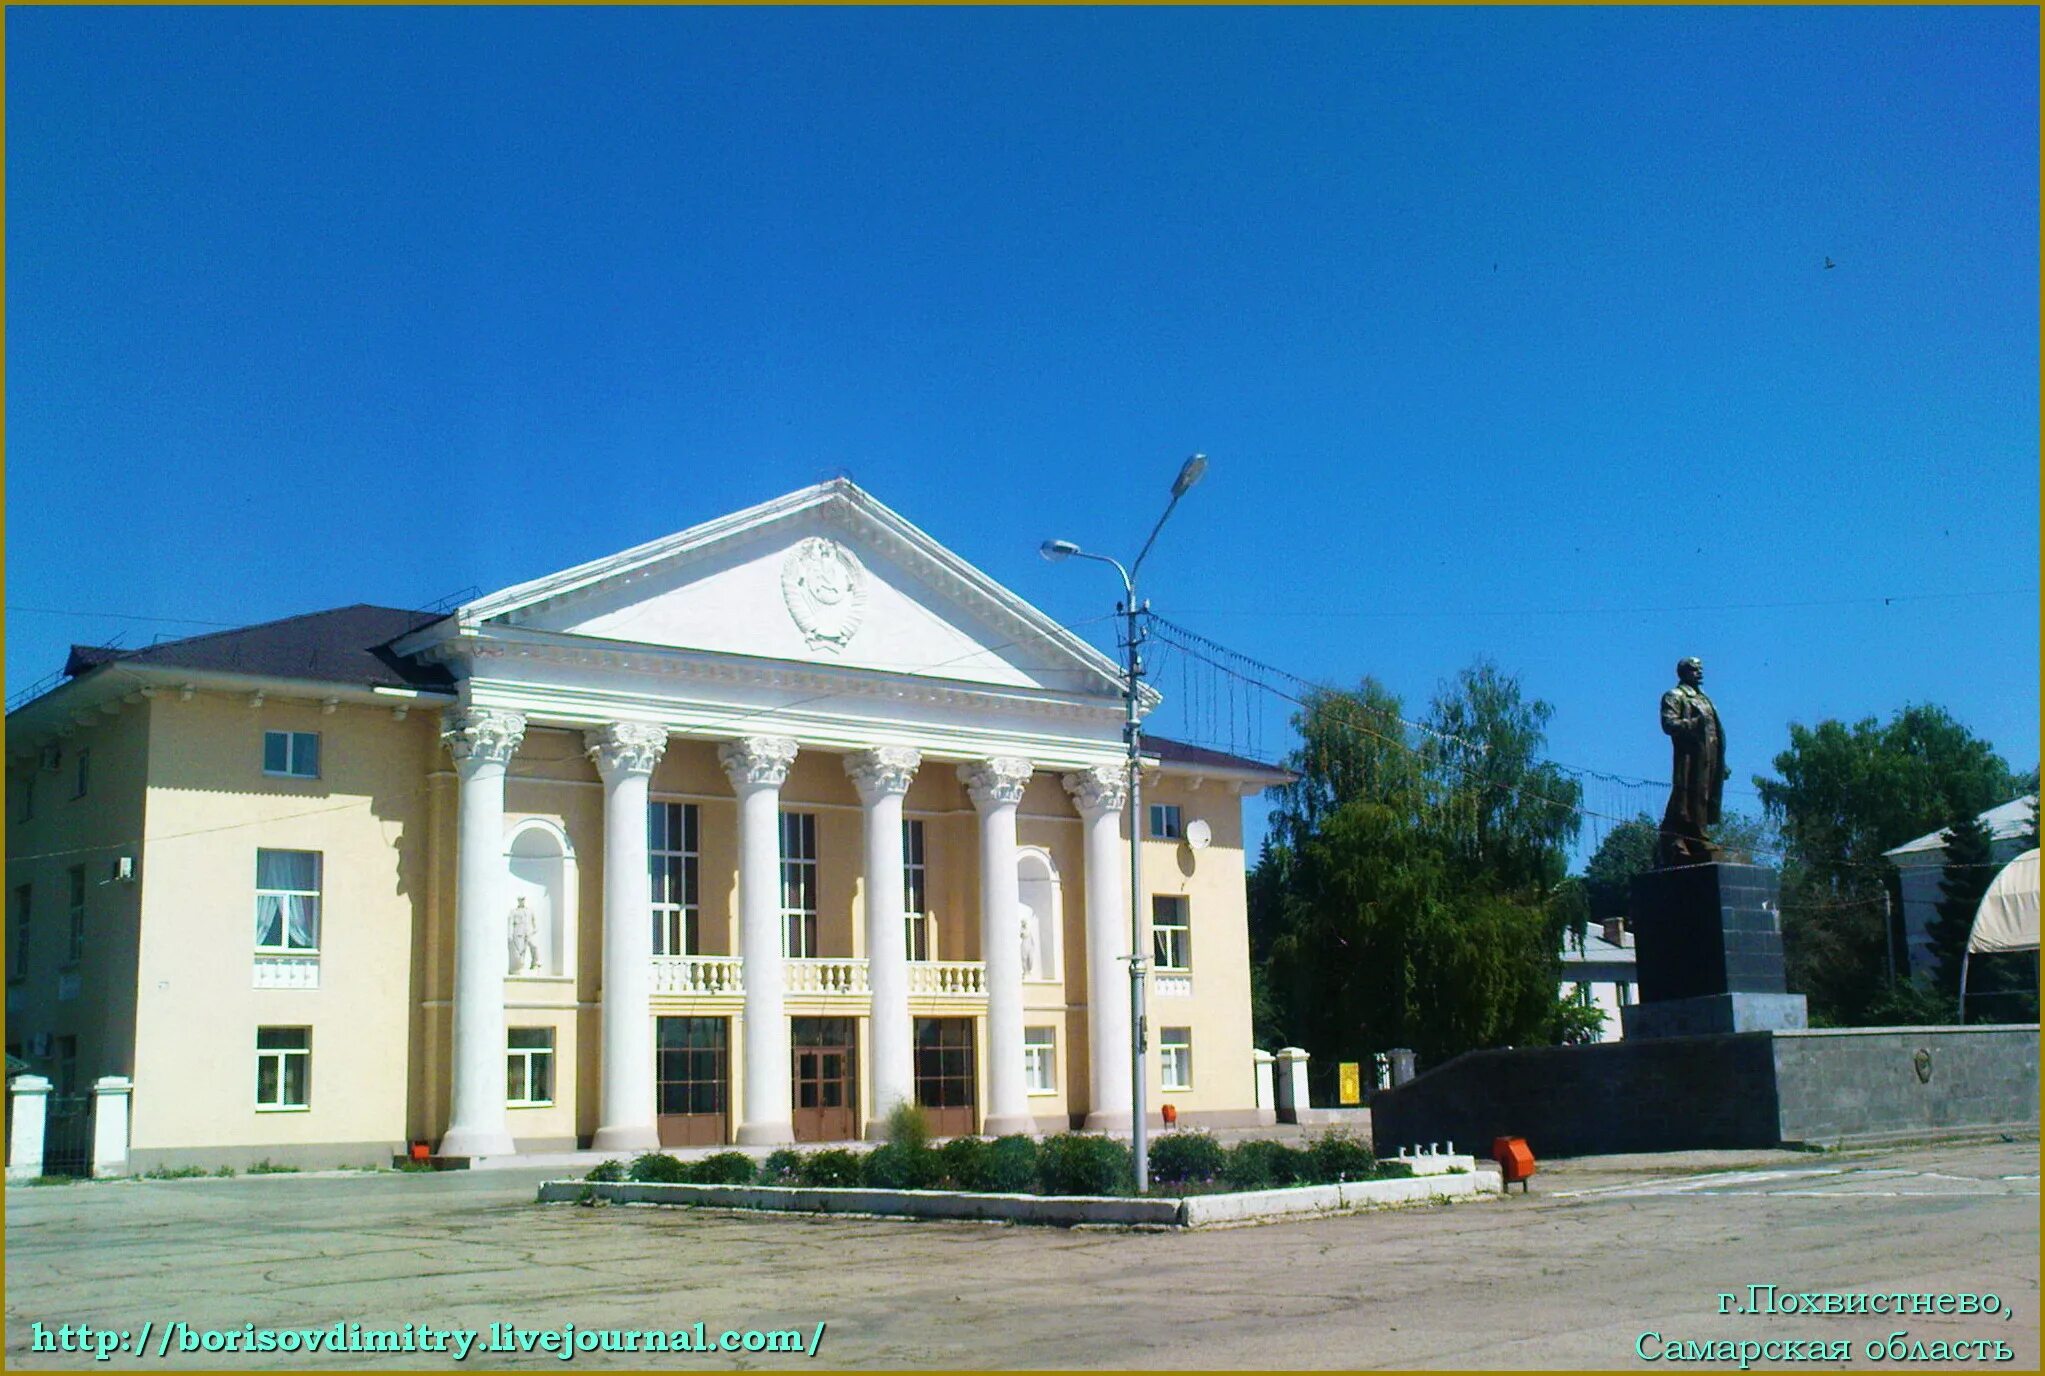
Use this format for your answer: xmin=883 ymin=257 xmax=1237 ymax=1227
xmin=538 ymin=1170 xmax=1499 ymax=1228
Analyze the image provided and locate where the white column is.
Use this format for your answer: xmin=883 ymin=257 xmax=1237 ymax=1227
xmin=846 ymin=747 xmax=920 ymax=1135
xmin=1064 ymin=765 xmax=1133 ymax=1132
xmin=586 ymin=721 xmax=669 ymax=1152
xmin=7 ymin=1075 xmax=51 ymax=1180
xmin=961 ymin=756 xmax=1035 ymax=1135
xmin=440 ymin=706 xmax=526 ymax=1159
xmin=720 ymin=736 xmax=799 ymax=1146
xmin=91 ymin=1075 xmax=133 ymax=1177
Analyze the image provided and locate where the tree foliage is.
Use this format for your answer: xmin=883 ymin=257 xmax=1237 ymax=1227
xmin=1250 ymin=661 xmax=1584 ymax=1070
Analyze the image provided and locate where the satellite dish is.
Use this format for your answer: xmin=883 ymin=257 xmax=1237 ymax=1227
xmin=1185 ymin=819 xmax=1212 ymax=851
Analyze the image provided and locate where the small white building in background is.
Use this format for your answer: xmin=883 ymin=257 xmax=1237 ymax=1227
xmin=1883 ymin=795 xmax=2038 ymax=984
xmin=1561 ymin=918 xmax=1637 ymax=1043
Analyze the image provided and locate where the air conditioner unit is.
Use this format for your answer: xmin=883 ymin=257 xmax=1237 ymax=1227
xmin=112 ymin=856 xmax=137 ymax=884
xmin=27 ymin=1032 xmax=52 ymax=1058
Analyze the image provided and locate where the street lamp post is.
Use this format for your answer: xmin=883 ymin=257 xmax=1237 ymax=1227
xmin=1041 ymin=452 xmax=1207 ymax=1194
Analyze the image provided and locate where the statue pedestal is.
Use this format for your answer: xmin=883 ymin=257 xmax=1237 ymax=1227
xmin=1624 ymin=862 xmax=1806 ymax=1039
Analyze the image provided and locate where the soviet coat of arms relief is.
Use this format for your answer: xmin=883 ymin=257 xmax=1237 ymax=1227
xmin=780 ymin=536 xmax=869 ymax=653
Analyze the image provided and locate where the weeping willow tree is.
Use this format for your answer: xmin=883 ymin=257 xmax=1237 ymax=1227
xmin=1248 ymin=661 xmax=1586 ymax=1070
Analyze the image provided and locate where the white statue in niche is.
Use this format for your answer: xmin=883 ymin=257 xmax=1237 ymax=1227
xmin=1020 ymin=902 xmax=1046 ymax=980
xmin=508 ymin=896 xmax=541 ymax=974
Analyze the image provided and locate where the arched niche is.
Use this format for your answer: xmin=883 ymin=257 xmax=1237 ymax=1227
xmin=504 ymin=816 xmax=578 ymax=979
xmin=1017 ymin=845 xmax=1063 ymax=984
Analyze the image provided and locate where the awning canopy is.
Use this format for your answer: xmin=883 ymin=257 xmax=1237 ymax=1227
xmin=1968 ymin=849 xmax=2039 ymax=955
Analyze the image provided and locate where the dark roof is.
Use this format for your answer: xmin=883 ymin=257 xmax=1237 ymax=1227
xmin=63 ymin=604 xmax=455 ymax=693
xmin=1146 ymin=734 xmax=1293 ymax=782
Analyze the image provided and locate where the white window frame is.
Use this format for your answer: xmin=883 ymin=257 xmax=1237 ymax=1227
xmin=507 ymin=1027 xmax=556 ymax=1107
xmin=1023 ymin=1026 xmax=1057 ymax=1094
xmin=263 ymin=730 xmax=321 ymax=780
xmin=649 ymin=802 xmax=699 ymax=957
xmin=903 ymin=818 xmax=932 ymax=961
xmin=1152 ymin=894 xmax=1191 ymax=971
xmin=64 ymin=866 xmax=85 ymax=966
xmin=780 ymin=812 xmax=817 ymax=958
xmin=254 ymin=850 xmax=323 ymax=954
xmin=255 ymin=1026 xmax=311 ymax=1110
xmin=1149 ymin=803 xmax=1183 ymax=841
xmin=1160 ymin=1026 xmax=1193 ymax=1091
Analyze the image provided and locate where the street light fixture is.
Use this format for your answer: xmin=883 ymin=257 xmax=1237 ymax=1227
xmin=1041 ymin=453 xmax=1207 ymax=1194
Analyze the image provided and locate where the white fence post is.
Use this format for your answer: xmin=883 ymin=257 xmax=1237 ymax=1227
xmin=92 ymin=1076 xmax=133 ymax=1177
xmin=8 ymin=1075 xmax=53 ymax=1180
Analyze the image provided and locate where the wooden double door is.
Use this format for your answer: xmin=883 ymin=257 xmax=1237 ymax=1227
xmin=791 ymin=1017 xmax=858 ymax=1142
xmin=914 ymin=1017 xmax=978 ymax=1137
xmin=656 ymin=1017 xmax=730 ymax=1147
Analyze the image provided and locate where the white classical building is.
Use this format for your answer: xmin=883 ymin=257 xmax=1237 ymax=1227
xmin=6 ymin=480 xmax=1283 ymax=1169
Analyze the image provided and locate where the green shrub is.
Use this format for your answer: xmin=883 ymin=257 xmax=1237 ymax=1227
xmin=862 ymin=1142 xmax=937 ymax=1190
xmin=984 ymin=1135 xmax=1041 ymax=1193
xmin=1374 ymin=1159 xmax=1414 ymax=1179
xmin=627 ymin=1151 xmax=691 ymax=1183
xmin=1036 ymin=1133 xmax=1130 ymax=1196
xmin=794 ymin=1148 xmax=864 ymax=1188
xmin=1309 ymin=1130 xmax=1376 ymax=1182
xmin=883 ymin=1100 xmax=932 ymax=1152
xmin=758 ymin=1149 xmax=803 ymax=1185
xmin=1148 ymin=1130 xmax=1226 ymax=1186
xmin=937 ymin=1136 xmax=992 ymax=1190
xmin=212 ymin=1165 xmax=238 ymax=1178
xmin=143 ymin=1164 xmax=210 ymax=1180
xmin=687 ymin=1152 xmax=758 ymax=1185
xmin=1222 ymin=1139 xmax=1310 ymax=1191
xmin=247 ymin=1159 xmax=298 ymax=1175
xmin=585 ymin=1159 xmax=627 ymax=1183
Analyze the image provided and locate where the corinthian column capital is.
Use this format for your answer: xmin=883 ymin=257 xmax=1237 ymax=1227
xmin=719 ymin=736 xmax=799 ymax=791
xmin=1062 ymin=764 xmax=1129 ymax=818
xmin=584 ymin=721 xmax=669 ymax=780
xmin=844 ymin=747 xmax=922 ymax=803
xmin=441 ymin=708 xmax=527 ymax=768
xmin=959 ymin=757 xmax=1034 ymax=811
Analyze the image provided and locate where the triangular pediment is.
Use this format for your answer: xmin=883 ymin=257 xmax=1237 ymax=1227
xmin=453 ymin=481 xmax=1126 ymax=697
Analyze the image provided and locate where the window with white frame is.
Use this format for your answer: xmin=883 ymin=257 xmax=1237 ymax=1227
xmin=254 ymin=850 xmax=322 ymax=952
xmin=255 ymin=1026 xmax=311 ymax=1109
xmin=780 ymin=812 xmax=817 ymax=958
xmin=1023 ymin=1025 xmax=1056 ymax=1094
xmin=1149 ymin=803 xmax=1183 ymax=841
xmin=648 ymin=802 xmax=699 ymax=956
xmin=73 ymin=747 xmax=89 ymax=800
xmin=903 ymin=818 xmax=932 ymax=961
xmin=65 ymin=866 xmax=85 ymax=965
xmin=9 ymin=884 xmax=29 ymax=983
xmin=506 ymin=1027 xmax=555 ymax=1106
xmin=263 ymin=730 xmax=321 ymax=779
xmin=1151 ymin=894 xmax=1190 ymax=971
xmin=1160 ymin=1026 xmax=1192 ymax=1090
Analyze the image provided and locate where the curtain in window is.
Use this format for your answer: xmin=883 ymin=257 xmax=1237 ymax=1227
xmin=255 ymin=851 xmax=320 ymax=949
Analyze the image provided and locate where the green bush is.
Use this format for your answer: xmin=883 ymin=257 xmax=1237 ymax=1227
xmin=1148 ymin=1131 xmax=1226 ymax=1186
xmin=984 ymin=1135 xmax=1041 ymax=1193
xmin=1036 ymin=1133 xmax=1131 ymax=1196
xmin=1374 ymin=1159 xmax=1414 ymax=1179
xmin=794 ymin=1148 xmax=864 ymax=1188
xmin=247 ymin=1159 xmax=298 ymax=1175
xmin=758 ymin=1149 xmax=803 ymax=1185
xmin=1222 ymin=1139 xmax=1310 ymax=1191
xmin=143 ymin=1164 xmax=211 ymax=1180
xmin=884 ymin=1100 xmax=933 ymax=1152
xmin=937 ymin=1136 xmax=992 ymax=1190
xmin=627 ymin=1151 xmax=692 ymax=1183
xmin=861 ymin=1142 xmax=937 ymax=1190
xmin=1309 ymin=1130 xmax=1376 ymax=1182
xmin=687 ymin=1152 xmax=758 ymax=1185
xmin=585 ymin=1159 xmax=627 ymax=1183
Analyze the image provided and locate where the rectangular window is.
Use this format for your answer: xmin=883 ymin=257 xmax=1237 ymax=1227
xmin=1152 ymin=895 xmax=1190 ymax=971
xmin=16 ymin=773 xmax=33 ymax=824
xmin=780 ymin=812 xmax=817 ymax=958
xmin=255 ymin=1027 xmax=311 ymax=1109
xmin=65 ymin=866 xmax=86 ymax=965
xmin=73 ymin=747 xmax=89 ymax=800
xmin=56 ymin=1035 xmax=78 ymax=1096
xmin=506 ymin=1027 xmax=556 ymax=1107
xmin=1160 ymin=1026 xmax=1192 ymax=1091
xmin=262 ymin=730 xmax=321 ymax=779
xmin=903 ymin=818 xmax=931 ymax=961
xmin=254 ymin=850 xmax=322 ymax=952
xmin=1149 ymin=803 xmax=1183 ymax=841
xmin=648 ymin=802 xmax=700 ymax=956
xmin=1023 ymin=1025 xmax=1057 ymax=1094
xmin=9 ymin=884 xmax=29 ymax=982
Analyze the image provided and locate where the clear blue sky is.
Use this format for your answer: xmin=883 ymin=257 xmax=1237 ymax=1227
xmin=8 ymin=7 xmax=2038 ymax=861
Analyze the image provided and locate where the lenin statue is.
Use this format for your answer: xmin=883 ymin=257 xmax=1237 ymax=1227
xmin=1658 ymin=657 xmax=1728 ymax=867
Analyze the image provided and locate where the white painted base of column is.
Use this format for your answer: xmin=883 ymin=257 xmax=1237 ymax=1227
xmin=735 ymin=1121 xmax=794 ymax=1147
xmin=590 ymin=1125 xmax=659 ymax=1153
xmin=439 ymin=1126 xmax=517 ymax=1159
xmin=1081 ymin=1110 xmax=1133 ymax=1133
xmin=983 ymin=1113 xmax=1035 ymax=1136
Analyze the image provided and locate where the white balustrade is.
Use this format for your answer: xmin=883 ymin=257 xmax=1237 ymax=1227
xmin=253 ymin=955 xmax=321 ymax=990
xmin=907 ymin=961 xmax=988 ymax=998
xmin=783 ymin=957 xmax=870 ymax=997
xmin=1153 ymin=974 xmax=1193 ymax=999
xmin=650 ymin=955 xmax=745 ymax=997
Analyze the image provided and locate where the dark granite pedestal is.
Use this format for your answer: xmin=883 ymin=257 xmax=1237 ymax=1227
xmin=1621 ymin=861 xmax=1807 ymax=1038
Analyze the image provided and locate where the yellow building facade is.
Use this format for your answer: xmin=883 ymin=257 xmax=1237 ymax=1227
xmin=6 ymin=481 xmax=1282 ymax=1169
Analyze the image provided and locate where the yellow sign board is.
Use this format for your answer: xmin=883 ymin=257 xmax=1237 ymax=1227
xmin=1337 ymin=1061 xmax=1362 ymax=1106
